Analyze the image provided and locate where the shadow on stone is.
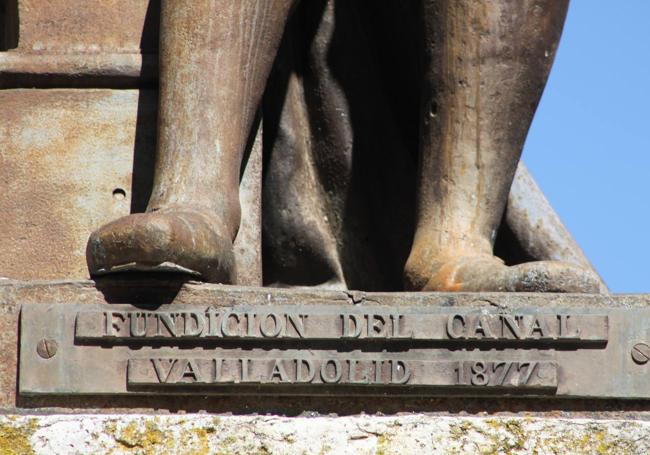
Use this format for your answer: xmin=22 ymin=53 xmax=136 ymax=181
xmin=93 ymin=273 xmax=190 ymax=308
xmin=15 ymin=394 xmax=650 ymax=416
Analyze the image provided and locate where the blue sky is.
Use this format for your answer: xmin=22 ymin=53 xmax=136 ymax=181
xmin=523 ymin=0 xmax=650 ymax=293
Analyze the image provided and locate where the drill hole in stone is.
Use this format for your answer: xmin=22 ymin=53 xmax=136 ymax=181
xmin=113 ymin=188 xmax=127 ymax=201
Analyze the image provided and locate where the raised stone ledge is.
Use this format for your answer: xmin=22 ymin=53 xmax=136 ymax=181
xmin=1 ymin=277 xmax=649 ymax=308
xmin=0 ymin=414 xmax=648 ymax=454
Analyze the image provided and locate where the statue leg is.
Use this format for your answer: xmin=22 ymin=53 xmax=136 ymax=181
xmin=87 ymin=0 xmax=295 ymax=282
xmin=404 ymin=0 xmax=600 ymax=292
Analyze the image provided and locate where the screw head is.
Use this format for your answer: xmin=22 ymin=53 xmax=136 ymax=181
xmin=631 ymin=342 xmax=650 ymax=364
xmin=36 ymin=339 xmax=58 ymax=359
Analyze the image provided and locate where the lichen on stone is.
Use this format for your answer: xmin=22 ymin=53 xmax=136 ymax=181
xmin=1 ymin=414 xmax=649 ymax=454
xmin=0 ymin=418 xmax=37 ymax=455
xmin=107 ymin=419 xmax=167 ymax=455
xmin=375 ymin=434 xmax=390 ymax=455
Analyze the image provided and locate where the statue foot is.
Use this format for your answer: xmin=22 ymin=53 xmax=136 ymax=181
xmin=86 ymin=209 xmax=236 ymax=283
xmin=404 ymin=254 xmax=600 ymax=293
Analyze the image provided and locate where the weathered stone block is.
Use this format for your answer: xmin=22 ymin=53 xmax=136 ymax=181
xmin=0 ymin=89 xmax=261 ymax=283
xmin=0 ymin=89 xmax=155 ymax=280
xmin=14 ymin=0 xmax=156 ymax=54
xmin=0 ymin=414 xmax=649 ymax=454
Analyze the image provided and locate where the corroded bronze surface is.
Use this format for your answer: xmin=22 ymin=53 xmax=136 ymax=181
xmin=86 ymin=0 xmax=293 ymax=284
xmin=0 ymin=1 xmax=606 ymax=292
xmin=78 ymin=0 xmax=603 ymax=293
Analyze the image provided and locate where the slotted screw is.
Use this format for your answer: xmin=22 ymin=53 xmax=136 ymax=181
xmin=36 ymin=339 xmax=58 ymax=359
xmin=631 ymin=342 xmax=650 ymax=365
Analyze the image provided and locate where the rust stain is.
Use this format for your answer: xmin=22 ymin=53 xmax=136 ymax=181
xmin=424 ymin=261 xmax=464 ymax=292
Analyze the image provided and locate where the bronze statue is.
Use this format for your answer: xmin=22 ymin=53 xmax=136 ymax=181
xmin=87 ymin=0 xmax=601 ymax=293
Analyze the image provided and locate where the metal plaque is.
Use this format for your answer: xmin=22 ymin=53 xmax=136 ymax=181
xmin=17 ymin=300 xmax=650 ymax=398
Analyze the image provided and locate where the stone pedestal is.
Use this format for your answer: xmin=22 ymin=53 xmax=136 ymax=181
xmin=1 ymin=414 xmax=649 ymax=454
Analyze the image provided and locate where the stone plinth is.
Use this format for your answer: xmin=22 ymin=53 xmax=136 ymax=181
xmin=1 ymin=414 xmax=649 ymax=454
